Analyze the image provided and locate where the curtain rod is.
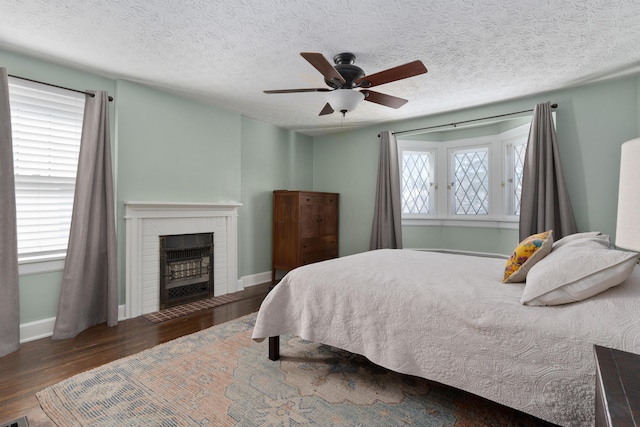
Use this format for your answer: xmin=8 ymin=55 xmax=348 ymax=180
xmin=380 ymin=103 xmax=558 ymax=138
xmin=8 ymin=74 xmax=114 ymax=102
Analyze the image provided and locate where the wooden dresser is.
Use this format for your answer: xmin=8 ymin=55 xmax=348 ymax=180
xmin=594 ymin=345 xmax=640 ymax=427
xmin=272 ymin=190 xmax=339 ymax=281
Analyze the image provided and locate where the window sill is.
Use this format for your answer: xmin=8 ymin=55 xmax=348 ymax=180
xmin=402 ymin=217 xmax=519 ymax=229
xmin=19 ymin=255 xmax=65 ymax=276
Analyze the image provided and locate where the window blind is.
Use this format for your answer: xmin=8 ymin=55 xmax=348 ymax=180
xmin=8 ymin=77 xmax=85 ymax=260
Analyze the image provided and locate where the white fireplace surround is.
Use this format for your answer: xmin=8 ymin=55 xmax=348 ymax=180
xmin=125 ymin=201 xmax=241 ymax=318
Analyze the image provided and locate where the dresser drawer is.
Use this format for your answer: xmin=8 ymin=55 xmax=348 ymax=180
xmin=300 ymin=193 xmax=338 ymax=206
xmin=301 ymin=236 xmax=338 ymax=253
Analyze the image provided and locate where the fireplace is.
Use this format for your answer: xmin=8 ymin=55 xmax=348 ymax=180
xmin=124 ymin=201 xmax=240 ymax=319
xmin=159 ymin=232 xmax=214 ymax=309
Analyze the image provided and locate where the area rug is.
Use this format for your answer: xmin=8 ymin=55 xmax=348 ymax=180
xmin=142 ymin=293 xmax=242 ymax=323
xmin=36 ymin=313 xmax=554 ymax=426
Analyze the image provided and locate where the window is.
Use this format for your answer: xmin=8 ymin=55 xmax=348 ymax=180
xmin=8 ymin=77 xmax=85 ymax=262
xmin=505 ymin=138 xmax=527 ymax=216
xmin=400 ymin=148 xmax=436 ymax=216
xmin=398 ymin=121 xmax=531 ymax=228
xmin=450 ymin=146 xmax=490 ymax=215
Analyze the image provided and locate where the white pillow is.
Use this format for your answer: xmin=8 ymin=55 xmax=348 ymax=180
xmin=553 ymin=234 xmax=611 ymax=251
xmin=521 ymin=246 xmax=638 ymax=306
xmin=552 ymin=231 xmax=606 ymax=249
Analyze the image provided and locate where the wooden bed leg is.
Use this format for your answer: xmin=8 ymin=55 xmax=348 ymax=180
xmin=268 ymin=336 xmax=280 ymax=361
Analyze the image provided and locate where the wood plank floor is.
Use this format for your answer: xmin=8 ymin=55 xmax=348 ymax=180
xmin=0 ymin=282 xmax=272 ymax=425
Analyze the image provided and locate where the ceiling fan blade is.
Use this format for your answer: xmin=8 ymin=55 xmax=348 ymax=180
xmin=264 ymin=88 xmax=331 ymax=94
xmin=319 ymin=103 xmax=334 ymax=116
xmin=362 ymin=90 xmax=408 ymax=109
xmin=301 ymin=52 xmax=346 ymax=85
xmin=356 ymin=60 xmax=427 ymax=88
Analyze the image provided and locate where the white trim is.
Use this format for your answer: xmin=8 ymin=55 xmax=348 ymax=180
xmin=18 ymin=257 xmax=65 ymax=275
xmin=402 ymin=218 xmax=519 ymax=229
xmin=124 ymin=201 xmax=243 ymax=216
xmin=241 ymin=271 xmax=273 ymax=288
xmin=19 ymin=304 xmax=127 ymax=343
xmin=124 ymin=201 xmax=242 ymax=318
xmin=19 ymin=317 xmax=55 ymax=343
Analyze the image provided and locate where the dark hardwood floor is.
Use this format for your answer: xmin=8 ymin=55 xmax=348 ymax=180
xmin=0 ymin=282 xmax=272 ymax=425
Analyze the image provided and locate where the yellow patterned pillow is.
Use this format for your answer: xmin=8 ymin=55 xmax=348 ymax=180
xmin=503 ymin=230 xmax=554 ymax=283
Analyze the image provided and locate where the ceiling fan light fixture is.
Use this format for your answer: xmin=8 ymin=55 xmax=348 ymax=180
xmin=326 ymin=89 xmax=365 ymax=116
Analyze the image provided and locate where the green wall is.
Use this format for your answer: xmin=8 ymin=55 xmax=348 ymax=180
xmin=313 ymin=76 xmax=639 ymax=256
xmin=115 ymin=79 xmax=241 ymax=203
xmin=4 ymin=46 xmax=640 ymax=328
xmin=18 ymin=270 xmax=63 ymax=323
xmin=114 ymin=79 xmax=243 ymax=302
xmin=239 ymin=117 xmax=313 ymax=277
xmin=2 ymin=48 xmax=312 ymax=325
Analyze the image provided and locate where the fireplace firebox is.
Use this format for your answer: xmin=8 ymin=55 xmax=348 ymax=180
xmin=159 ymin=232 xmax=214 ymax=309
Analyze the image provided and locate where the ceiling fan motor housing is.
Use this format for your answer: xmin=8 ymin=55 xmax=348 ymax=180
xmin=325 ymin=52 xmax=365 ymax=89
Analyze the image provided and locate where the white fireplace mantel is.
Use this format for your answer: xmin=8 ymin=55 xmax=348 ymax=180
xmin=124 ymin=201 xmax=242 ymax=319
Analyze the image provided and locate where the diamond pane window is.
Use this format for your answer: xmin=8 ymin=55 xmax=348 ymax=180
xmin=401 ymin=151 xmax=434 ymax=214
xmin=451 ymin=147 xmax=489 ymax=215
xmin=512 ymin=143 xmax=526 ymax=215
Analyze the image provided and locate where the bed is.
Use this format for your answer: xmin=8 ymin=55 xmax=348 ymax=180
xmin=251 ymin=234 xmax=640 ymax=426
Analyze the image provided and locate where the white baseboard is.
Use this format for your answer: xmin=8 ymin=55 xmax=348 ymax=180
xmin=241 ymin=270 xmax=272 ymax=288
xmin=19 ymin=316 xmax=56 ymax=343
xmin=19 ymin=304 xmax=127 ymax=344
xmin=18 ymin=270 xmax=275 ymax=343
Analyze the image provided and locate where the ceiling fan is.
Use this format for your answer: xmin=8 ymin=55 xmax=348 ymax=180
xmin=263 ymin=52 xmax=428 ymax=117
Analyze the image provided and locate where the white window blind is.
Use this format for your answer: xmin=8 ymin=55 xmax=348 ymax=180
xmin=8 ymin=77 xmax=85 ymax=260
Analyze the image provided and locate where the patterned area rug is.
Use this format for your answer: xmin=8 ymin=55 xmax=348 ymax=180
xmin=36 ymin=313 xmax=555 ymax=426
xmin=142 ymin=293 xmax=242 ymax=323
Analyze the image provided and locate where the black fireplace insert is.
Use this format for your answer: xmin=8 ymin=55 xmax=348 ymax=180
xmin=159 ymin=232 xmax=214 ymax=309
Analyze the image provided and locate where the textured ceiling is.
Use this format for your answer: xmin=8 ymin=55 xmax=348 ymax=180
xmin=2 ymin=0 xmax=640 ymax=136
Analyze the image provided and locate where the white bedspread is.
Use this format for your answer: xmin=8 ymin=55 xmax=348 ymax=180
xmin=252 ymin=249 xmax=640 ymax=426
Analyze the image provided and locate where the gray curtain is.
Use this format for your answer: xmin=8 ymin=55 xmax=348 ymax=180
xmin=519 ymin=102 xmax=577 ymax=240
xmin=370 ymin=131 xmax=403 ymax=249
xmin=0 ymin=68 xmax=20 ymax=356
xmin=53 ymin=91 xmax=117 ymax=340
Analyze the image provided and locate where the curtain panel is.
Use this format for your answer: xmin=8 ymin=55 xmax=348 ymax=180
xmin=370 ymin=131 xmax=403 ymax=249
xmin=519 ymin=102 xmax=577 ymax=241
xmin=53 ymin=91 xmax=118 ymax=340
xmin=0 ymin=67 xmax=20 ymax=356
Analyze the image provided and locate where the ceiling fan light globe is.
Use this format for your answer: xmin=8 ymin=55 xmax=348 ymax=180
xmin=326 ymin=89 xmax=365 ymax=115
